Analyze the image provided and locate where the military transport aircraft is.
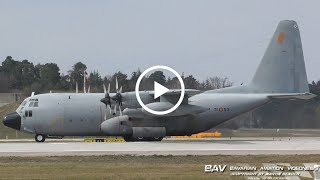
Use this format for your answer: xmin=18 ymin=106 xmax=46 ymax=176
xmin=3 ymin=20 xmax=316 ymax=142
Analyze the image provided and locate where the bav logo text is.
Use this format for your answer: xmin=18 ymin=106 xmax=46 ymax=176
xmin=204 ymin=165 xmax=227 ymax=173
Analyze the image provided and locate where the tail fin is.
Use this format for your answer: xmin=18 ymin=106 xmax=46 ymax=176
xmin=250 ymin=20 xmax=309 ymax=93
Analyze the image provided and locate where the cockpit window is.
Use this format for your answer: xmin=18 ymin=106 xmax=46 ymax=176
xmin=18 ymin=99 xmax=39 ymax=113
xmin=28 ymin=99 xmax=39 ymax=107
xmin=19 ymin=101 xmax=28 ymax=113
xmin=21 ymin=101 xmax=27 ymax=106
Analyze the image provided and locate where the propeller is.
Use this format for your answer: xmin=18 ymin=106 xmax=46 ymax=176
xmin=100 ymin=77 xmax=123 ymax=119
xmin=111 ymin=77 xmax=123 ymax=106
xmin=100 ymin=83 xmax=112 ymax=116
xmin=112 ymin=77 xmax=123 ymax=116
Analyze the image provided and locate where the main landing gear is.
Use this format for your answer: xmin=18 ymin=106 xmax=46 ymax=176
xmin=35 ymin=134 xmax=46 ymax=142
xmin=123 ymin=136 xmax=163 ymax=142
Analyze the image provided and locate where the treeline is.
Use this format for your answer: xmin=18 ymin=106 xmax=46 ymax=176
xmin=0 ymin=56 xmax=233 ymax=95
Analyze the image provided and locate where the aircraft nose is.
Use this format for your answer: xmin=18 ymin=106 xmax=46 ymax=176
xmin=3 ymin=112 xmax=21 ymax=130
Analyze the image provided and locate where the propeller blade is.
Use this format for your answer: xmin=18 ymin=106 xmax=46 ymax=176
xmin=119 ymin=86 xmax=122 ymax=93
xmin=113 ymin=105 xmax=117 ymax=115
xmin=101 ymin=82 xmax=115 ymax=118
xmin=115 ymin=77 xmax=118 ymax=92
xmin=104 ymin=106 xmax=112 ymax=120
xmin=108 ymin=105 xmax=112 ymax=114
xmin=119 ymin=105 xmax=122 ymax=116
xmin=103 ymin=84 xmax=106 ymax=94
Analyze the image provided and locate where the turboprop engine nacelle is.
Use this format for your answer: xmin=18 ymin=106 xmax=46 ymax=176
xmin=100 ymin=115 xmax=132 ymax=136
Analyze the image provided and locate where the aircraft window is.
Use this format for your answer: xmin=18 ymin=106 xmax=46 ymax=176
xmin=27 ymin=101 xmax=39 ymax=107
xmin=21 ymin=101 xmax=27 ymax=106
xmin=19 ymin=101 xmax=27 ymax=113
xmin=29 ymin=111 xmax=32 ymax=117
xmin=25 ymin=111 xmax=28 ymax=117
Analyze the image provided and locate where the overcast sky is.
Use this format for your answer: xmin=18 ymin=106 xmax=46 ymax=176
xmin=0 ymin=0 xmax=319 ymax=85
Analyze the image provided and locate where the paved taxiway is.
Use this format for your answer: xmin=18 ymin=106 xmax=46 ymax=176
xmin=0 ymin=137 xmax=320 ymax=156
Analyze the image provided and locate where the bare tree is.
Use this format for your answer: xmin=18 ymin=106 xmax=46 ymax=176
xmin=208 ymin=76 xmax=233 ymax=89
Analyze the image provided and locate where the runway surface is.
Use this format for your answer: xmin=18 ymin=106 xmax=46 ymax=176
xmin=0 ymin=137 xmax=320 ymax=156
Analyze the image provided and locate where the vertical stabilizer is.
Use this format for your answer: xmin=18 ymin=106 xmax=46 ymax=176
xmin=250 ymin=20 xmax=309 ymax=93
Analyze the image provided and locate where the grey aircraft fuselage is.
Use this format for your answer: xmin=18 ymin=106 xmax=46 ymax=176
xmin=17 ymin=91 xmax=270 ymax=137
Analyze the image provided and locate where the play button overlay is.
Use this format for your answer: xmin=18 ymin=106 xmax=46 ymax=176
xmin=135 ymin=65 xmax=185 ymax=115
xmin=154 ymin=81 xmax=169 ymax=99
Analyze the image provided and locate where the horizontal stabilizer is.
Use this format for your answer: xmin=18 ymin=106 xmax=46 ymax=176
xmin=268 ymin=92 xmax=316 ymax=100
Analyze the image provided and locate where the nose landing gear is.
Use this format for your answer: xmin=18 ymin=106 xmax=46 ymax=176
xmin=35 ymin=134 xmax=46 ymax=142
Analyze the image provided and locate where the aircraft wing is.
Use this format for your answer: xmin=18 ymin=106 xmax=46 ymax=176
xmin=148 ymin=89 xmax=202 ymax=104
xmin=123 ymin=103 xmax=209 ymax=117
xmin=148 ymin=89 xmax=202 ymax=97
xmin=123 ymin=89 xmax=208 ymax=117
xmin=268 ymin=92 xmax=316 ymax=100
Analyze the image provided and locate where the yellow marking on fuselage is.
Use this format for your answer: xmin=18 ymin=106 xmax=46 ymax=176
xmin=277 ymin=32 xmax=285 ymax=44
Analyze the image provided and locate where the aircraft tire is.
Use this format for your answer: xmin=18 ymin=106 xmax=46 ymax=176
xmin=123 ymin=136 xmax=134 ymax=142
xmin=35 ymin=134 xmax=46 ymax=142
xmin=154 ymin=137 xmax=163 ymax=141
xmin=123 ymin=136 xmax=163 ymax=142
xmin=143 ymin=137 xmax=163 ymax=141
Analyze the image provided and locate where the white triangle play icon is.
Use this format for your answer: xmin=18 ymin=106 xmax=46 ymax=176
xmin=154 ymin=81 xmax=169 ymax=99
